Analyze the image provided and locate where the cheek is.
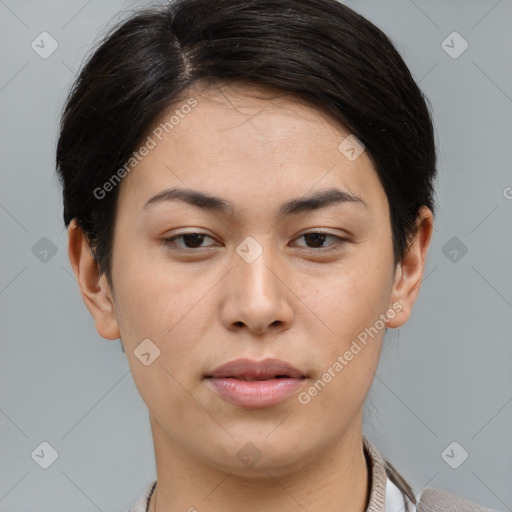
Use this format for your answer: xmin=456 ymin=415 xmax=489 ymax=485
xmin=112 ymin=245 xmax=215 ymax=377
xmin=299 ymin=270 xmax=387 ymax=405
xmin=312 ymin=256 xmax=393 ymax=335
xmin=116 ymin=258 xmax=210 ymax=416
xmin=300 ymin=252 xmax=393 ymax=404
xmin=111 ymin=240 xmax=188 ymax=335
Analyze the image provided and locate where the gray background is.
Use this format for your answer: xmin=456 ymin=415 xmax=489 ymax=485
xmin=1 ymin=0 xmax=511 ymax=510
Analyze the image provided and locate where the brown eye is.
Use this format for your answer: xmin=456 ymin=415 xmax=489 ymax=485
xmin=293 ymin=232 xmax=346 ymax=251
xmin=178 ymin=233 xmax=207 ymax=248
xmin=161 ymin=233 xmax=217 ymax=251
xmin=303 ymin=233 xmax=329 ymax=248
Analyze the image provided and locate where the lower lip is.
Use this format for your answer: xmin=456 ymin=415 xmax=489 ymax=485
xmin=207 ymin=377 xmax=305 ymax=408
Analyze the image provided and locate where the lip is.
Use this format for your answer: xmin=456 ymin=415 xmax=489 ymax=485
xmin=205 ymin=358 xmax=307 ymax=409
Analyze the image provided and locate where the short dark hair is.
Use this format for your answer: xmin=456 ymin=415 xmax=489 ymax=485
xmin=56 ymin=0 xmax=438 ymax=289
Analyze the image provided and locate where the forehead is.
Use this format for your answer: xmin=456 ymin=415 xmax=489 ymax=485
xmin=116 ymin=82 xmax=388 ymax=219
xmin=172 ymin=81 xmax=352 ymax=155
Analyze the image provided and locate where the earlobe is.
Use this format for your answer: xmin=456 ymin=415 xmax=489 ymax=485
xmin=67 ymin=219 xmax=121 ymax=340
xmin=386 ymin=206 xmax=434 ymax=329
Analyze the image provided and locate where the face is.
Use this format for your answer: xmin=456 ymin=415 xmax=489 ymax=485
xmin=73 ymin=82 xmax=431 ymax=476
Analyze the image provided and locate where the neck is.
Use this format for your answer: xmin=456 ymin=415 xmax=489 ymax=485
xmin=147 ymin=416 xmax=370 ymax=512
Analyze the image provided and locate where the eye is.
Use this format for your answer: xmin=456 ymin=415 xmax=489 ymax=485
xmin=160 ymin=231 xmax=347 ymax=253
xmin=161 ymin=232 xmax=218 ymax=251
xmin=292 ymin=231 xmax=346 ymax=252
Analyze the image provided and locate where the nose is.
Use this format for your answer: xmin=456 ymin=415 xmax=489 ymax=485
xmin=221 ymin=241 xmax=294 ymax=336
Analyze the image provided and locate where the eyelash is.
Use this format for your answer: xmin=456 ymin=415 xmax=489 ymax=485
xmin=160 ymin=231 xmax=347 ymax=253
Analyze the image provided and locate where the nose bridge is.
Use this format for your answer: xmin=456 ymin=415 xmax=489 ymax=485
xmin=224 ymin=235 xmax=293 ymax=333
xmin=235 ymin=235 xmax=279 ymax=300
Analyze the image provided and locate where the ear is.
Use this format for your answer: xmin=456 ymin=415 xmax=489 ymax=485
xmin=387 ymin=206 xmax=434 ymax=329
xmin=67 ymin=218 xmax=121 ymax=340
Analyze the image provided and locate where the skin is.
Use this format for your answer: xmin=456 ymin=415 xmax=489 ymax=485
xmin=68 ymin=82 xmax=433 ymax=512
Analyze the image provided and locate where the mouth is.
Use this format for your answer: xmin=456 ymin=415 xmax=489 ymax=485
xmin=224 ymin=375 xmax=295 ymax=381
xmin=206 ymin=357 xmax=306 ymax=380
xmin=205 ymin=358 xmax=307 ymax=408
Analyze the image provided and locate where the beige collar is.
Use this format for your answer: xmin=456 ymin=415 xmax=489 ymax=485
xmin=362 ymin=436 xmax=390 ymax=511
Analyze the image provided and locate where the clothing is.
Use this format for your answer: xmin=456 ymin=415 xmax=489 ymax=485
xmin=128 ymin=476 xmax=411 ymax=512
xmin=127 ymin=436 xmax=497 ymax=512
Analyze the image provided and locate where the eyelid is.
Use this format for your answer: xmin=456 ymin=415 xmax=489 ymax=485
xmin=160 ymin=229 xmax=348 ymax=253
xmin=291 ymin=230 xmax=348 ymax=251
xmin=160 ymin=231 xmax=219 ymax=251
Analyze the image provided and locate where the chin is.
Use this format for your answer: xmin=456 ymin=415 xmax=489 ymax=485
xmin=199 ymin=429 xmax=318 ymax=476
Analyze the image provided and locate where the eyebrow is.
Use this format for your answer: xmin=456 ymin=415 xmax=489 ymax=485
xmin=142 ymin=186 xmax=368 ymax=216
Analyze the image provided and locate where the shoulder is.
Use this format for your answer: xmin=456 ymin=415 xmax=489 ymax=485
xmin=418 ymin=487 xmax=501 ymax=512
xmin=362 ymin=437 xmax=501 ymax=512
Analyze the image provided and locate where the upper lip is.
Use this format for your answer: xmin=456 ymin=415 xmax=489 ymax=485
xmin=207 ymin=358 xmax=305 ymax=380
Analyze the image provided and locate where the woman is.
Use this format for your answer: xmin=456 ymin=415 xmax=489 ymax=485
xmin=56 ymin=0 xmax=498 ymax=510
